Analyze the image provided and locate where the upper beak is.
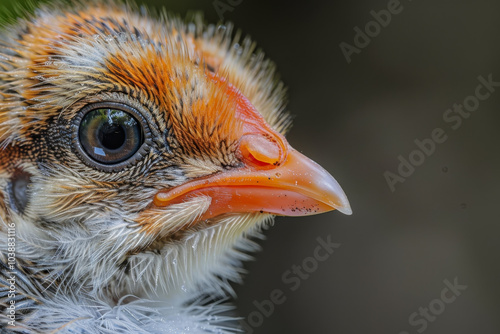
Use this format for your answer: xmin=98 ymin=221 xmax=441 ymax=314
xmin=154 ymin=74 xmax=352 ymax=222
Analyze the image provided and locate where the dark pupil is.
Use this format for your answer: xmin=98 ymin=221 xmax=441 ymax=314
xmin=99 ymin=123 xmax=126 ymax=150
xmin=79 ymin=108 xmax=143 ymax=165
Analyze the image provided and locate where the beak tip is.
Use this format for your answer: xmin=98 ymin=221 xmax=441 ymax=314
xmin=328 ymin=183 xmax=352 ymax=215
xmin=324 ymin=175 xmax=352 ymax=216
xmin=336 ymin=202 xmax=353 ymax=215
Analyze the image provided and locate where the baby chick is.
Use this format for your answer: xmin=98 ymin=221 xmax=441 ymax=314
xmin=0 ymin=1 xmax=351 ymax=332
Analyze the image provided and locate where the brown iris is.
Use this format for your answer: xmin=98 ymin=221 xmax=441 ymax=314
xmin=78 ymin=108 xmax=144 ymax=165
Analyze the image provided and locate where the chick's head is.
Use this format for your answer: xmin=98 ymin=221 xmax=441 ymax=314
xmin=0 ymin=2 xmax=350 ymax=299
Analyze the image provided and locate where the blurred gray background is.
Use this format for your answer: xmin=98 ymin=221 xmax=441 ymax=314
xmin=3 ymin=0 xmax=499 ymax=333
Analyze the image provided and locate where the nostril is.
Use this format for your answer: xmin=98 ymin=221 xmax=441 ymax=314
xmin=8 ymin=168 xmax=32 ymax=214
xmin=239 ymin=134 xmax=283 ymax=167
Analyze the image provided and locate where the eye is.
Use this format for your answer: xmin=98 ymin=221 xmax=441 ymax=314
xmin=73 ymin=102 xmax=151 ymax=171
xmin=79 ymin=108 xmax=142 ymax=163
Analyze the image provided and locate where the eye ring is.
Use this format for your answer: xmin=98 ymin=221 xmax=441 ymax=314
xmin=72 ymin=102 xmax=152 ymax=172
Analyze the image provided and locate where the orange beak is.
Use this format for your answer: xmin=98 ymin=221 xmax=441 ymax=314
xmin=153 ymin=75 xmax=352 ymax=221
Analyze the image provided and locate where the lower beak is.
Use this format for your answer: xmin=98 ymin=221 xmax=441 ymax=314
xmin=154 ymin=144 xmax=352 ymax=221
